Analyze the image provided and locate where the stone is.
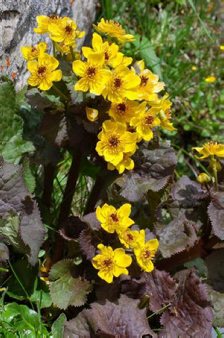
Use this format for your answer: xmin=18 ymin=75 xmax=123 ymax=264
xmin=0 ymin=0 xmax=97 ymax=88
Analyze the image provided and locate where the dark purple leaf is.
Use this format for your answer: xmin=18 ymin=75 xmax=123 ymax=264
xmin=208 ymin=191 xmax=224 ymax=240
xmin=143 ymin=270 xmax=177 ymax=312
xmin=114 ymin=142 xmax=177 ymax=202
xmin=0 ymin=160 xmax=45 ymax=265
xmin=79 ymin=228 xmax=97 ymax=260
xmin=0 ymin=242 xmax=9 ymax=261
xmin=205 ymin=249 xmax=224 ymax=292
xmin=172 ymin=176 xmax=207 ymax=208
xmin=64 ymin=295 xmax=156 ymax=337
xmin=59 ymin=216 xmax=87 ymax=241
xmin=162 ymin=270 xmax=212 ymax=337
xmin=156 ymin=213 xmax=198 ymax=258
xmin=81 ymin=212 xmax=101 ymax=231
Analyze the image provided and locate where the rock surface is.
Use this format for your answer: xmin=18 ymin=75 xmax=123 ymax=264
xmin=0 ymin=0 xmax=97 ymax=88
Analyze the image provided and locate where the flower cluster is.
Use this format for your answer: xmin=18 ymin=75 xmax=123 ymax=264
xmin=72 ymin=25 xmax=175 ymax=173
xmin=21 ymin=15 xmax=85 ymax=91
xmin=21 ymin=16 xmax=175 ymax=173
xmin=34 ymin=15 xmax=85 ymax=54
xmin=92 ymin=203 xmax=159 ymax=283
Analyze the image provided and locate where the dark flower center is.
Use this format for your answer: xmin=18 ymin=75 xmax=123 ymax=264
xmin=105 ymin=51 xmax=109 ymax=60
xmin=140 ymin=76 xmax=148 ymax=86
xmin=109 ymin=136 xmax=119 ymax=148
xmin=145 ymin=115 xmax=154 ymax=125
xmin=110 ymin=213 xmax=119 ymax=222
xmin=127 ymin=233 xmax=134 ymax=241
xmin=87 ymin=67 xmax=96 ymax=78
xmin=117 ymin=103 xmax=126 ymax=114
xmin=38 ymin=66 xmax=46 ymax=75
xmin=114 ymin=78 xmax=122 ymax=88
xmin=143 ymin=250 xmax=151 ymax=259
xmin=103 ymin=258 xmax=113 ymax=268
xmin=65 ymin=25 xmax=73 ymax=34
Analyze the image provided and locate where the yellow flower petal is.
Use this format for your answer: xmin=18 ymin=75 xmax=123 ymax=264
xmin=86 ymin=107 xmax=99 ymax=122
xmin=72 ymin=60 xmax=86 ymax=77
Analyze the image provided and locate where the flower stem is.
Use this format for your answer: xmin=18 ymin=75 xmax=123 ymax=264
xmin=147 ymin=303 xmax=171 ymax=319
xmin=52 ymin=84 xmax=68 ymax=102
xmin=211 ymin=156 xmax=218 ymax=191
xmin=52 ymin=148 xmax=82 ymax=264
xmin=52 ymin=41 xmax=56 ymax=57
xmin=213 ymin=166 xmax=218 ymax=191
xmin=70 ymin=46 xmax=75 ymax=61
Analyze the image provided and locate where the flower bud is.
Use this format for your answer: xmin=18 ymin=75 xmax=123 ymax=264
xmin=86 ymin=107 xmax=99 ymax=122
xmin=197 ymin=173 xmax=211 ymax=184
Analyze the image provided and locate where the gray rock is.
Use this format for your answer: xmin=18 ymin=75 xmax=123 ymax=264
xmin=0 ymin=0 xmax=97 ymax=88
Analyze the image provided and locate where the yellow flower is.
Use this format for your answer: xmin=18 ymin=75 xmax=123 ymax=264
xmin=151 ymin=94 xmax=175 ymax=132
xmin=94 ymin=18 xmax=135 ymax=44
xmin=130 ymin=104 xmax=160 ymax=141
xmin=21 ymin=42 xmax=47 ymax=61
xmin=134 ymin=233 xmax=159 ymax=272
xmin=220 ymin=45 xmax=224 ymax=51
xmin=55 ymin=42 xmax=71 ymax=55
xmin=197 ymin=173 xmax=211 ymax=184
xmin=73 ymin=53 xmax=111 ymax=95
xmin=102 ymin=66 xmax=140 ymax=103
xmin=82 ymin=33 xmax=126 ymax=68
xmin=107 ymin=152 xmax=135 ymax=174
xmin=193 ymin=142 xmax=224 ymax=159
xmin=92 ymin=244 xmax=132 ymax=283
xmin=96 ymin=120 xmax=137 ymax=166
xmin=48 ymin=17 xmax=85 ymax=46
xmin=34 ymin=15 xmax=63 ymax=34
xmin=86 ymin=107 xmax=99 ymax=122
xmin=205 ymin=76 xmax=216 ymax=83
xmin=108 ymin=100 xmax=144 ymax=124
xmin=135 ymin=60 xmax=164 ymax=101
xmin=27 ymin=54 xmax=62 ymax=91
xmin=118 ymin=229 xmax=144 ymax=249
xmin=96 ymin=203 xmax=134 ymax=233
xmin=191 ymin=65 xmax=197 ymax=71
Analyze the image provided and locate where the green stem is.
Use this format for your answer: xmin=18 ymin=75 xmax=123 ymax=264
xmin=213 ymin=326 xmax=223 ymax=338
xmin=174 ymin=145 xmax=210 ymax=176
xmin=8 ymin=261 xmax=34 ymax=310
xmin=147 ymin=303 xmax=171 ymax=319
xmin=52 ymin=84 xmax=68 ymax=102
xmin=70 ymin=46 xmax=76 ymax=61
xmin=213 ymin=164 xmax=218 ymax=191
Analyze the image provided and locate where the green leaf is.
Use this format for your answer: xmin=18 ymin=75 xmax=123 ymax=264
xmin=7 ymin=258 xmax=38 ymax=299
xmin=2 ymin=133 xmax=35 ymax=164
xmin=1 ymin=302 xmax=48 ymax=337
xmin=0 ymin=80 xmax=34 ymax=164
xmin=49 ymin=260 xmax=92 ymax=309
xmin=0 ymin=215 xmax=24 ymax=252
xmin=133 ymin=34 xmax=162 ymax=79
xmin=30 ymin=289 xmax=52 ymax=309
xmin=51 ymin=313 xmax=66 ymax=338
xmin=22 ymin=158 xmax=36 ymax=193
